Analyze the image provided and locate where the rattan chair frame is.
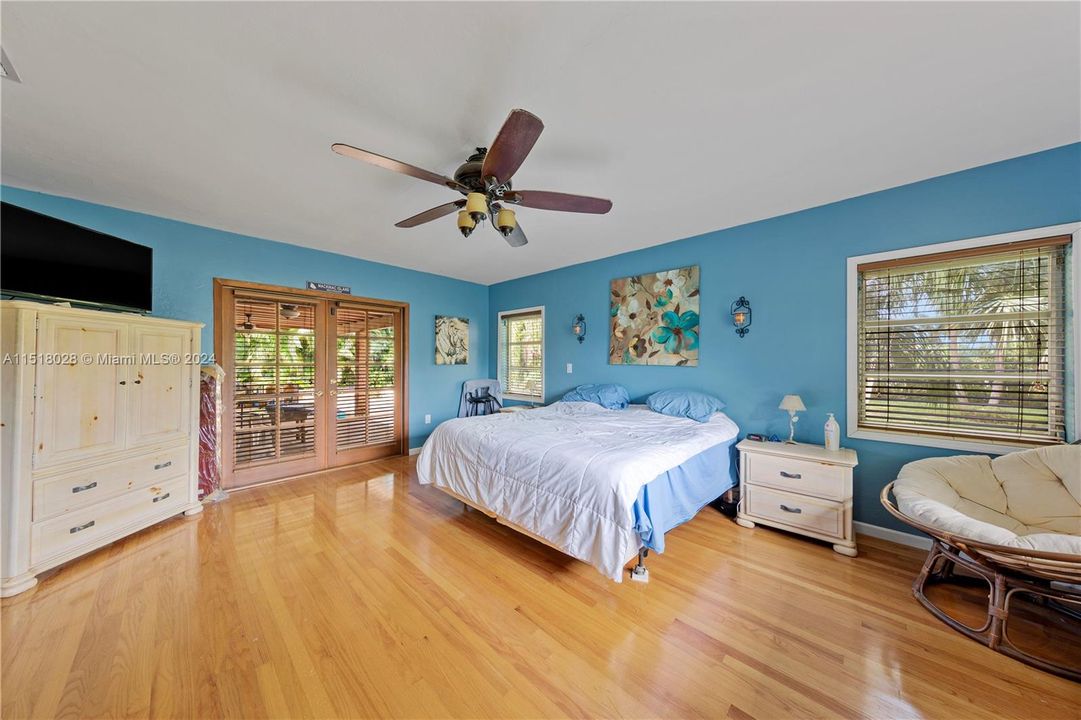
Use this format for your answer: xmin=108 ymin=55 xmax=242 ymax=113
xmin=881 ymin=482 xmax=1080 ymax=682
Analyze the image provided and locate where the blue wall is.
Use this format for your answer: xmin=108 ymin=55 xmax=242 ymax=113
xmin=489 ymin=143 xmax=1081 ymax=533
xmin=1 ymin=186 xmax=488 ymax=449
xmin=5 ymin=144 xmax=1079 ymax=532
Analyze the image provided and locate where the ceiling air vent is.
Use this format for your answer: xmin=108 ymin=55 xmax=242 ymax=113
xmin=1 ymin=48 xmax=21 ymax=82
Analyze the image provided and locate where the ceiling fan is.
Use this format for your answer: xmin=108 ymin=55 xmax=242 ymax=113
xmin=332 ymin=109 xmax=612 ymax=247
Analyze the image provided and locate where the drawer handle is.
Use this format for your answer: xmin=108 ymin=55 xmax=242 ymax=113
xmin=69 ymin=520 xmax=95 ymax=534
xmin=779 ymin=471 xmax=802 ymax=479
xmin=779 ymin=504 xmax=803 ymax=514
xmin=152 ymin=492 xmax=171 ymax=503
xmin=71 ymin=481 xmax=98 ymax=494
xmin=154 ymin=461 xmax=172 ymax=470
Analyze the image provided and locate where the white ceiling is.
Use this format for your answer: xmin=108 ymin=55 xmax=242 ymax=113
xmin=2 ymin=2 xmax=1078 ymax=285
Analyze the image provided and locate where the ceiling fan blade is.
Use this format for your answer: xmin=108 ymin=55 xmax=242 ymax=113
xmin=332 ymin=143 xmax=463 ymax=191
xmin=395 ymin=200 xmax=465 ymax=228
xmin=481 ymin=109 xmax=544 ymax=183
xmin=505 ymin=190 xmax=612 ymax=214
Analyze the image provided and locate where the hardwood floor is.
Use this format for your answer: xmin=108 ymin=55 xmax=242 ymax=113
xmin=2 ymin=456 xmax=1077 ymax=719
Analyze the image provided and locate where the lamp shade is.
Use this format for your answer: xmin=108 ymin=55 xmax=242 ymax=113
xmin=779 ymin=394 xmax=806 ymax=412
xmin=465 ymin=192 xmax=488 ymax=217
xmin=496 ymin=208 xmax=517 ymax=236
xmin=457 ymin=210 xmax=476 ymax=237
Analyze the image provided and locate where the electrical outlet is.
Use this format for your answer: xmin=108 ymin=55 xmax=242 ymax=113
xmin=566 ymin=363 xmax=573 ymax=374
xmin=424 ymin=414 xmax=431 ymax=424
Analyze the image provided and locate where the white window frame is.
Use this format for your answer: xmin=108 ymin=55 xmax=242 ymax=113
xmin=847 ymin=222 xmax=1080 ymax=455
xmin=498 ymin=305 xmax=545 ymax=403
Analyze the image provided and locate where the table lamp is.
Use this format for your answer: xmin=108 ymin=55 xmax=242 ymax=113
xmin=779 ymin=394 xmax=806 ymax=444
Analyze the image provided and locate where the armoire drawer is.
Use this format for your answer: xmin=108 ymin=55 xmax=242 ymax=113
xmin=33 ymin=446 xmax=188 ymax=521
xmin=30 ymin=476 xmax=188 ymax=566
xmin=744 ymin=484 xmax=845 ymax=539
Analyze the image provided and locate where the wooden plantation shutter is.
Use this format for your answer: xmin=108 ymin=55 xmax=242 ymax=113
xmin=499 ymin=309 xmax=544 ymax=401
xmin=232 ymin=296 xmax=319 ymax=466
xmin=856 ymin=235 xmax=1070 ymax=445
xmin=333 ymin=306 xmax=398 ymax=449
xmin=364 ymin=310 xmax=398 ymax=445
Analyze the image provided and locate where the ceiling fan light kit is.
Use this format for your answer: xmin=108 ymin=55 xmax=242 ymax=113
xmin=333 ymin=109 xmax=612 ymax=248
xmin=457 ymin=210 xmax=476 ymax=238
xmin=465 ymin=192 xmax=488 ymax=223
xmin=496 ymin=208 xmax=517 ymax=237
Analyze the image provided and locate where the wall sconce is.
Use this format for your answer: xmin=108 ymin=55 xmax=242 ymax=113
xmin=572 ymin=314 xmax=587 ymax=344
xmin=731 ymin=296 xmax=751 ymax=337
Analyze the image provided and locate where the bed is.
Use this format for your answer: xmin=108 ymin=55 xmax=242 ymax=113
xmin=416 ymin=400 xmax=739 ymax=581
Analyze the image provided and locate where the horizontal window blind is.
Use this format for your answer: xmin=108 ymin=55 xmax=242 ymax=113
xmin=499 ymin=310 xmax=544 ymax=400
xmin=857 ymin=236 xmax=1069 ymax=445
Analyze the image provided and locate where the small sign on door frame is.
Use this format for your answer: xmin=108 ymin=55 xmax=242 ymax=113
xmin=307 ymin=281 xmax=351 ymax=295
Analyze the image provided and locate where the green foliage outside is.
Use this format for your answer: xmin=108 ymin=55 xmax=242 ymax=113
xmin=236 ymin=326 xmax=394 ymax=396
xmin=863 ymin=254 xmax=1060 ymax=436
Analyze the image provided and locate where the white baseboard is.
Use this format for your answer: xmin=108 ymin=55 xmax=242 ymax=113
xmin=854 ymin=521 xmax=931 ymax=550
xmin=408 ymin=447 xmax=422 ymax=456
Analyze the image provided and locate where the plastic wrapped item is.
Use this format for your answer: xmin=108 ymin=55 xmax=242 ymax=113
xmin=198 ymin=363 xmax=229 ymax=502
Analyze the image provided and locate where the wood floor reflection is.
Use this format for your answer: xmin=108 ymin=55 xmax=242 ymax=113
xmin=2 ymin=456 xmax=1077 ymax=719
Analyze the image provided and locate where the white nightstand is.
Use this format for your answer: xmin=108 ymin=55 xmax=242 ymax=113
xmin=735 ymin=439 xmax=859 ymax=557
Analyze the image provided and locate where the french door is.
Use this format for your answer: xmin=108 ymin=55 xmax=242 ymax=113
xmin=218 ymin=281 xmax=407 ymax=488
xmin=328 ymin=302 xmax=404 ymax=466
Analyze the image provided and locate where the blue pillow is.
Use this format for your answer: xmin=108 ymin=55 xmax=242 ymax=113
xmin=647 ymin=389 xmax=726 ymax=423
xmin=561 ymin=383 xmax=630 ymax=410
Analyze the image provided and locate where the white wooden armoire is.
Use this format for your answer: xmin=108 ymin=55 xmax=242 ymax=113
xmin=1 ymin=301 xmax=203 ymax=597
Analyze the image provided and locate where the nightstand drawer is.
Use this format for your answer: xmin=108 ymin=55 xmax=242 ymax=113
xmin=745 ymin=485 xmax=844 ymax=538
xmin=745 ymin=452 xmax=847 ymax=500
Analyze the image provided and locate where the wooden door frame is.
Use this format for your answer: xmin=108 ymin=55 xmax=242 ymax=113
xmin=213 ymin=278 xmax=410 ymax=489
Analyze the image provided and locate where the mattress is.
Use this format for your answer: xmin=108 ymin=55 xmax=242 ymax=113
xmin=416 ymin=401 xmax=739 ymax=581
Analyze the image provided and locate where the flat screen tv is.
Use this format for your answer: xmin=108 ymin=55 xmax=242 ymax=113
xmin=1 ymin=202 xmax=153 ymax=312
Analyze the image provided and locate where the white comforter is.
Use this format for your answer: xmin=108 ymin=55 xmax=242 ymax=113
xmin=416 ymin=401 xmax=739 ymax=581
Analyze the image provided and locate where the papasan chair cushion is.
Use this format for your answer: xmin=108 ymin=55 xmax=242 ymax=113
xmin=893 ymin=445 xmax=1081 ymax=555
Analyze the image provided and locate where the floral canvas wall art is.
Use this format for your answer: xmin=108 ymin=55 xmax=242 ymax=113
xmin=609 ymin=265 xmax=700 ymax=366
xmin=435 ymin=316 xmax=469 ymax=365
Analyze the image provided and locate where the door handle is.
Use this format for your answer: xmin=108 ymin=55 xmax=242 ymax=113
xmin=315 ymin=391 xmax=324 ymax=397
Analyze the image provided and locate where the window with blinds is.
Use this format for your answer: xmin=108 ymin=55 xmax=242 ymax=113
xmin=498 ymin=308 xmax=544 ymax=401
xmin=856 ymin=236 xmax=1070 ymax=446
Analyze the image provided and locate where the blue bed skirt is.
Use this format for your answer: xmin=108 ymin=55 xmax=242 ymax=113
xmin=632 ymin=437 xmax=739 ymax=553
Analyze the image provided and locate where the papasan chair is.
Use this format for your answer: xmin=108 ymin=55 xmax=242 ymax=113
xmin=881 ymin=444 xmax=1081 ymax=681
